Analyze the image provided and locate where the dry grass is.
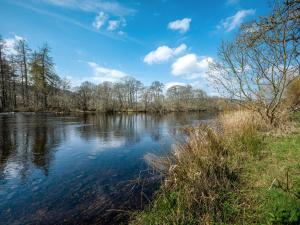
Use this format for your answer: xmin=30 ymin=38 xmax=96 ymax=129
xmin=219 ymin=110 xmax=269 ymax=134
xmin=132 ymin=125 xmax=239 ymax=224
xmin=130 ymin=110 xmax=300 ymax=225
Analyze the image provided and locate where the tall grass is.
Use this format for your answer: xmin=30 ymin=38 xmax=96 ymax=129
xmin=130 ymin=110 xmax=300 ymax=224
xmin=220 ymin=111 xmax=267 ymax=155
xmin=131 ymin=126 xmax=238 ymax=224
xmin=131 ymin=111 xmax=268 ymax=224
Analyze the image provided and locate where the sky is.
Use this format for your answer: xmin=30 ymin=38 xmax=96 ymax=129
xmin=0 ymin=0 xmax=270 ymax=95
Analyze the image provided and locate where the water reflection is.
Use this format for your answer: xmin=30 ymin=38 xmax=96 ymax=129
xmin=0 ymin=112 xmax=214 ymax=225
xmin=0 ymin=114 xmax=68 ymax=179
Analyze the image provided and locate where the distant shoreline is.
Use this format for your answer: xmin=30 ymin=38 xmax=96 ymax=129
xmin=0 ymin=109 xmax=213 ymax=115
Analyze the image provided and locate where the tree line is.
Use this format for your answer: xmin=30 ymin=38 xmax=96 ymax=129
xmin=0 ymin=38 xmax=214 ymax=113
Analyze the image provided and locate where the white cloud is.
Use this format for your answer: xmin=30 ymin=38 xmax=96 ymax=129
xmin=107 ymin=18 xmax=126 ymax=31
xmin=173 ymin=44 xmax=187 ymax=55
xmin=87 ymin=61 xmax=130 ymax=83
xmin=164 ymin=81 xmax=218 ymax=96
xmin=40 ymin=0 xmax=133 ymax=32
xmin=191 ymin=80 xmax=219 ymax=96
xmin=40 ymin=0 xmax=136 ymax=16
xmin=12 ymin=1 xmax=140 ymax=43
xmin=92 ymin=12 xmax=126 ymax=31
xmin=107 ymin=20 xmax=119 ymax=31
xmin=92 ymin=11 xmax=108 ymax=30
xmin=168 ymin=18 xmax=191 ymax=33
xmin=3 ymin=35 xmax=24 ymax=56
xmin=164 ymin=82 xmax=186 ymax=90
xmin=218 ymin=9 xmax=255 ymax=32
xmin=144 ymin=44 xmax=187 ymax=65
xmin=171 ymin=54 xmax=213 ymax=80
xmin=89 ymin=136 xmax=126 ymax=154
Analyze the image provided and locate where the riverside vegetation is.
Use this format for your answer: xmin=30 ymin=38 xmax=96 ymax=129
xmin=131 ymin=1 xmax=300 ymax=224
xmin=130 ymin=111 xmax=300 ymax=224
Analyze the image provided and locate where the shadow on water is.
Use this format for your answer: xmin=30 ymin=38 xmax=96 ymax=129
xmin=0 ymin=112 xmax=215 ymax=225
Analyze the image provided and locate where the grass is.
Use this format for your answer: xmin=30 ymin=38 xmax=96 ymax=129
xmin=130 ymin=110 xmax=300 ymax=225
xmin=241 ymin=128 xmax=300 ymax=224
xmin=131 ymin=126 xmax=238 ymax=224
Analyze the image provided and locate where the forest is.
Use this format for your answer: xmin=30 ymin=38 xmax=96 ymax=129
xmin=0 ymin=40 xmax=214 ymax=113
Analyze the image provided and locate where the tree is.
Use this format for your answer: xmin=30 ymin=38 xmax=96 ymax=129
xmin=15 ymin=39 xmax=31 ymax=106
xmin=57 ymin=77 xmax=72 ymax=111
xmin=166 ymin=84 xmax=207 ymax=111
xmin=76 ymin=81 xmax=94 ymax=111
xmin=140 ymin=86 xmax=151 ymax=112
xmin=0 ymin=37 xmax=13 ymax=111
xmin=97 ymin=81 xmax=113 ymax=112
xmin=166 ymin=85 xmax=182 ymax=111
xmin=113 ymin=82 xmax=126 ymax=110
xmin=209 ymin=0 xmax=299 ymax=125
xmin=150 ymin=81 xmax=164 ymax=111
xmin=30 ymin=44 xmax=59 ymax=109
xmin=8 ymin=56 xmax=18 ymax=109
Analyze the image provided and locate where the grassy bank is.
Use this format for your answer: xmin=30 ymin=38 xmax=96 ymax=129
xmin=130 ymin=111 xmax=300 ymax=224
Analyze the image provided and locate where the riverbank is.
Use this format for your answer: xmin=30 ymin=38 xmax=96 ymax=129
xmin=130 ymin=111 xmax=300 ymax=224
xmin=0 ymin=108 xmax=214 ymax=116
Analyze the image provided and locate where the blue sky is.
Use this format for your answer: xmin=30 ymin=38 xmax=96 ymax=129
xmin=0 ymin=0 xmax=270 ymax=95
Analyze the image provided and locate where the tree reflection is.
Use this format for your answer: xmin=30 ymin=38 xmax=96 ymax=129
xmin=0 ymin=114 xmax=66 ymax=178
xmin=0 ymin=112 xmax=212 ymax=180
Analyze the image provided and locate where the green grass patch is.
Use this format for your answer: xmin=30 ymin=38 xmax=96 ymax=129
xmin=293 ymin=111 xmax=300 ymax=123
xmin=264 ymin=188 xmax=300 ymax=225
xmin=241 ymin=127 xmax=300 ymax=224
xmin=262 ymin=132 xmax=300 ymax=225
xmin=130 ymin=189 xmax=197 ymax=225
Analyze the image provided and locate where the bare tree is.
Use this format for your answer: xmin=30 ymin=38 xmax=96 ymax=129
xmin=209 ymin=0 xmax=299 ymax=125
xmin=150 ymin=81 xmax=164 ymax=112
xmin=15 ymin=39 xmax=31 ymax=106
xmin=166 ymin=84 xmax=207 ymax=111
xmin=76 ymin=81 xmax=95 ymax=111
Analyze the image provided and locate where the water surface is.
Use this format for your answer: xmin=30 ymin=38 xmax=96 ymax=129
xmin=0 ymin=112 xmax=213 ymax=225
